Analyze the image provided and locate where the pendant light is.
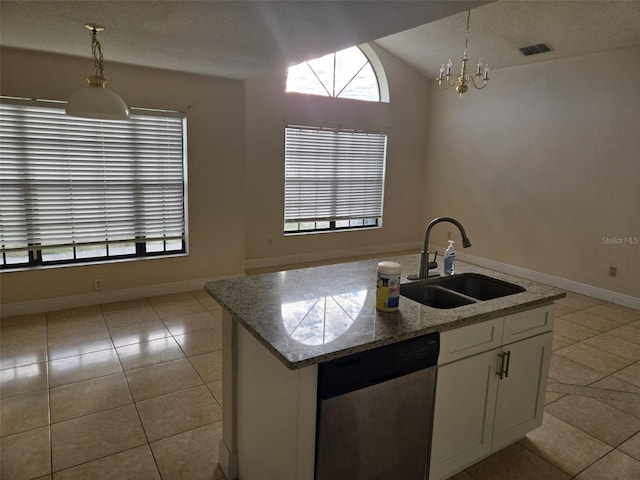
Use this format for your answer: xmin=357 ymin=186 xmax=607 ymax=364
xmin=66 ymin=24 xmax=130 ymax=120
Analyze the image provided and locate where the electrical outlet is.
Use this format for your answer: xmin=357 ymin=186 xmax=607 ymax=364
xmin=94 ymin=279 xmax=103 ymax=291
xmin=267 ymin=238 xmax=273 ymax=247
xmin=608 ymin=266 xmax=617 ymax=278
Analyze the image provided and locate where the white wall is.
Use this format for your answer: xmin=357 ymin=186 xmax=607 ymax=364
xmin=0 ymin=48 xmax=246 ymax=307
xmin=423 ymin=46 xmax=640 ymax=298
xmin=244 ymin=44 xmax=428 ymax=266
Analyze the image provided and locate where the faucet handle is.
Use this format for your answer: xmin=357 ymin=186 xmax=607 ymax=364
xmin=427 ymin=250 xmax=438 ymax=269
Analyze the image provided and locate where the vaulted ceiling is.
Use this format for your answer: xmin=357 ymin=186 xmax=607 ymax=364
xmin=1 ymin=1 xmax=639 ymax=81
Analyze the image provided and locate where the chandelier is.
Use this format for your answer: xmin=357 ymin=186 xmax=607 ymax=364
xmin=437 ymin=10 xmax=489 ymax=98
xmin=66 ymin=24 xmax=130 ymax=120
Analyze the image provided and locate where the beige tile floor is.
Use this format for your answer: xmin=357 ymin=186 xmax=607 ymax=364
xmin=1 ymin=289 xmax=639 ymax=479
xmin=1 ymin=290 xmax=225 ymax=480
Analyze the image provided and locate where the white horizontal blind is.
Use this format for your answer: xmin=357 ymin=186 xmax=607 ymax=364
xmin=284 ymin=125 xmax=387 ymax=224
xmin=0 ymin=98 xmax=186 ymax=257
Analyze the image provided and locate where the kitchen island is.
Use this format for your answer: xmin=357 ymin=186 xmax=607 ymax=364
xmin=205 ymin=254 xmax=565 ymax=480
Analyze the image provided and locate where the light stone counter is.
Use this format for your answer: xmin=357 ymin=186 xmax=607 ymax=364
xmin=205 ymin=254 xmax=565 ymax=370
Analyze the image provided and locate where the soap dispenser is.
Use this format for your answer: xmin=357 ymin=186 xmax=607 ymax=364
xmin=444 ymin=240 xmax=456 ymax=276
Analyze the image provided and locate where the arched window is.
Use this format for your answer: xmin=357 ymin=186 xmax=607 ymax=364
xmin=286 ymin=45 xmax=388 ymax=102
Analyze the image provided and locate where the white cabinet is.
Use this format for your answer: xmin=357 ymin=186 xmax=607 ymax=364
xmin=429 ymin=305 xmax=554 ymax=480
xmin=429 ymin=348 xmax=499 ymax=478
xmin=492 ymin=331 xmax=551 ymax=451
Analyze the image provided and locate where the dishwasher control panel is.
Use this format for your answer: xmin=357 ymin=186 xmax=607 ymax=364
xmin=318 ymin=332 xmax=439 ymax=399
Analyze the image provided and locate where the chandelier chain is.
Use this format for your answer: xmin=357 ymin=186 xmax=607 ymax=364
xmin=463 ymin=8 xmax=471 ymax=56
xmin=90 ymin=28 xmax=105 ymax=79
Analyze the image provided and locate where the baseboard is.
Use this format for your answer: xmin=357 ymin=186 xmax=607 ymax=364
xmin=0 ymin=274 xmax=243 ymax=318
xmin=218 ymin=439 xmax=238 ymax=480
xmin=453 ymin=249 xmax=640 ymax=311
xmin=244 ymin=242 xmax=420 ymax=270
xmin=4 ymin=247 xmax=637 ymax=317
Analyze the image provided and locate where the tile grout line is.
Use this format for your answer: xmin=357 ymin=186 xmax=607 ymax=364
xmin=45 ymin=310 xmax=54 ymax=479
xmin=102 ymin=291 xmax=221 ymax=479
xmin=6 ymin=293 xmax=637 ymax=479
xmin=518 ymin=412 xmax=616 ymax=479
xmin=151 ymin=291 xmax=223 ymax=398
xmin=99 ymin=301 xmax=165 ymax=479
xmin=528 ymin=301 xmax=640 ymax=478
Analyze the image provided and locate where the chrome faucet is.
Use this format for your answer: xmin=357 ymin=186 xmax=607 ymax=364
xmin=409 ymin=217 xmax=472 ymax=279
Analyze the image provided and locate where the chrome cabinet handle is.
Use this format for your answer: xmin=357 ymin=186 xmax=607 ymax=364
xmin=503 ymin=350 xmax=511 ymax=378
xmin=496 ymin=351 xmax=511 ymax=379
xmin=497 ymin=352 xmax=506 ymax=379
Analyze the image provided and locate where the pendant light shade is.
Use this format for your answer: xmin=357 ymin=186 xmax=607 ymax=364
xmin=66 ymin=77 xmax=129 ymax=120
xmin=66 ymin=24 xmax=130 ymax=120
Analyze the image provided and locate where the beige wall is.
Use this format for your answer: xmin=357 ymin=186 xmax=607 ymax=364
xmin=244 ymin=44 xmax=428 ymax=263
xmin=3 ymin=43 xmax=637 ymax=309
xmin=0 ymin=48 xmax=246 ymax=305
xmin=423 ymin=46 xmax=640 ymax=298
xmin=1 ymin=44 xmax=428 ymax=309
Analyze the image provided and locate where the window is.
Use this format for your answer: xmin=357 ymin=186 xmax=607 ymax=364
xmin=284 ymin=125 xmax=387 ymax=234
xmin=286 ymin=46 xmax=382 ymax=102
xmin=0 ymin=97 xmax=187 ymax=270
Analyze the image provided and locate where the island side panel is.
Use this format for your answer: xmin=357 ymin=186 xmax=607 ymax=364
xmin=237 ymin=322 xmax=318 ymax=480
xmin=219 ymin=309 xmax=238 ymax=479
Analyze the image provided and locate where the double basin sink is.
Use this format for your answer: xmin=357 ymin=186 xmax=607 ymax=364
xmin=401 ymin=273 xmax=525 ymax=309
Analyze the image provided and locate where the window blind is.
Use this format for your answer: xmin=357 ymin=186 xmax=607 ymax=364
xmin=0 ymin=98 xmax=186 ymax=260
xmin=284 ymin=125 xmax=387 ymax=224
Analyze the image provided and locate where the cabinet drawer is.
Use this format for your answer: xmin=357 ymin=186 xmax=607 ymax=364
xmin=439 ymin=318 xmax=504 ymax=365
xmin=502 ymin=304 xmax=554 ymax=344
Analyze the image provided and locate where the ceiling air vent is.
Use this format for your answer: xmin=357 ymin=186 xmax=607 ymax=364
xmin=519 ymin=43 xmax=552 ymax=56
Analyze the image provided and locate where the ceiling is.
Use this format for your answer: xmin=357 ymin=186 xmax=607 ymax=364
xmin=377 ymin=0 xmax=640 ymax=78
xmin=0 ymin=0 xmax=483 ymax=79
xmin=1 ymin=1 xmax=639 ymax=81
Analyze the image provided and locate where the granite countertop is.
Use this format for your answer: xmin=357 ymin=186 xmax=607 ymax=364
xmin=205 ymin=254 xmax=565 ymax=370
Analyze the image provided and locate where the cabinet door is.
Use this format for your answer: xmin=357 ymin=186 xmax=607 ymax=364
xmin=492 ymin=332 xmax=552 ymax=451
xmin=429 ymin=349 xmax=499 ymax=480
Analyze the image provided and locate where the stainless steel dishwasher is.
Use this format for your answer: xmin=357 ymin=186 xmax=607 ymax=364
xmin=315 ymin=332 xmax=440 ymax=480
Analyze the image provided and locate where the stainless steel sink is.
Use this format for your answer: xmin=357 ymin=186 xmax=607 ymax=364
xmin=400 ymin=273 xmax=525 ymax=309
xmin=400 ymin=284 xmax=476 ymax=309
xmin=438 ymin=273 xmax=525 ymax=301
